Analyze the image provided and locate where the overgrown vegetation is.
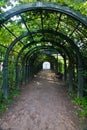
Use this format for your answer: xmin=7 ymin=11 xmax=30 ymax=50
xmin=69 ymin=91 xmax=87 ymax=121
xmin=0 ymin=89 xmax=20 ymax=112
xmin=74 ymin=97 xmax=87 ymax=119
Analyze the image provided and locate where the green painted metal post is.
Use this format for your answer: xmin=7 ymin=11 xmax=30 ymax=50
xmin=56 ymin=53 xmax=58 ymax=73
xmin=20 ymin=66 xmax=22 ymax=86
xmin=28 ymin=65 xmax=30 ymax=80
xmin=30 ymin=65 xmax=33 ymax=79
xmin=27 ymin=64 xmax=30 ymax=81
xmin=78 ymin=67 xmax=83 ymax=98
xmin=69 ymin=63 xmax=73 ymax=92
xmin=22 ymin=64 xmax=25 ymax=84
xmin=25 ymin=63 xmax=27 ymax=83
xmin=64 ymin=56 xmax=67 ymax=82
xmin=26 ymin=64 xmax=28 ymax=82
xmin=29 ymin=66 xmax=32 ymax=80
xmin=77 ymin=55 xmax=84 ymax=98
xmin=3 ymin=63 xmax=8 ymax=98
xmin=24 ymin=64 xmax=26 ymax=84
xmin=16 ymin=64 xmax=19 ymax=89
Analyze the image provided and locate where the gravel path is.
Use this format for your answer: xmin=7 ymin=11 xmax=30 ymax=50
xmin=0 ymin=70 xmax=84 ymax=130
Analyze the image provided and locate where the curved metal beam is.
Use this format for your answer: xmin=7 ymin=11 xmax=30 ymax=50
xmin=16 ymin=40 xmax=73 ymax=65
xmin=16 ymin=47 xmax=61 ymax=86
xmin=22 ymin=45 xmax=66 ymax=64
xmin=15 ymin=45 xmax=70 ymax=87
xmin=0 ymin=2 xmax=87 ymax=26
xmin=4 ymin=29 xmax=79 ymax=63
xmin=25 ymin=47 xmax=64 ymax=65
xmin=0 ymin=2 xmax=85 ymax=98
xmin=2 ymin=31 xmax=83 ymax=98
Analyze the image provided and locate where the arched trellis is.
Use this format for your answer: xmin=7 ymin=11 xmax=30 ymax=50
xmin=0 ymin=2 xmax=87 ymax=98
xmin=0 ymin=2 xmax=87 ymax=25
xmin=15 ymin=46 xmax=60 ymax=87
xmin=26 ymin=45 xmax=73 ymax=85
xmin=23 ymin=44 xmax=73 ymax=85
xmin=1 ymin=31 xmax=84 ymax=97
xmin=2 ymin=30 xmax=82 ymax=98
xmin=28 ymin=49 xmax=58 ymax=74
xmin=17 ymin=41 xmax=73 ymax=85
xmin=22 ymin=47 xmax=60 ymax=82
xmin=5 ymin=37 xmax=74 ymax=93
xmin=25 ymin=47 xmax=62 ymax=75
xmin=22 ymin=45 xmax=76 ymax=93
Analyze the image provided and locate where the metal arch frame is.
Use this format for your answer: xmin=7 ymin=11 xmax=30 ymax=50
xmin=3 ymin=30 xmax=82 ymax=98
xmin=16 ymin=34 xmax=77 ymax=91
xmin=29 ymin=50 xmax=58 ymax=73
xmin=16 ymin=39 xmax=73 ymax=64
xmin=36 ymin=53 xmax=58 ymax=68
xmin=25 ymin=47 xmax=62 ymax=75
xmin=0 ymin=2 xmax=86 ymax=98
xmin=25 ymin=44 xmax=72 ymax=82
xmin=16 ymin=46 xmax=63 ymax=86
xmin=21 ymin=42 xmax=72 ymax=74
xmin=0 ymin=2 xmax=87 ymax=26
xmin=15 ymin=42 xmax=74 ymax=91
xmin=18 ymin=39 xmax=75 ymax=82
xmin=21 ymin=45 xmax=65 ymax=82
xmin=22 ymin=45 xmax=66 ymax=66
xmin=1 ymin=4 xmax=86 ymax=50
xmin=23 ymin=47 xmax=69 ymax=87
xmin=30 ymin=51 xmax=58 ymax=73
xmin=3 ymin=29 xmax=80 ymax=61
xmin=0 ymin=2 xmax=86 ymax=63
xmin=3 ymin=29 xmax=77 ymax=84
xmin=25 ymin=47 xmax=65 ymax=74
xmin=22 ymin=46 xmax=66 ymax=64
xmin=15 ymin=39 xmax=73 ymax=82
xmin=22 ymin=47 xmax=63 ymax=83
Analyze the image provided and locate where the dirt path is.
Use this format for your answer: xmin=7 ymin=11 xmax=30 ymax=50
xmin=0 ymin=70 xmax=84 ymax=130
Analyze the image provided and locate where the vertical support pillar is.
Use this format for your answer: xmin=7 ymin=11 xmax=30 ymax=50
xmin=31 ymin=65 xmax=33 ymax=79
xmin=64 ymin=56 xmax=67 ymax=82
xmin=29 ymin=65 xmax=32 ymax=80
xmin=20 ymin=65 xmax=23 ymax=85
xmin=25 ymin=63 xmax=27 ymax=84
xmin=28 ymin=65 xmax=30 ymax=80
xmin=56 ymin=53 xmax=58 ymax=73
xmin=21 ymin=63 xmax=24 ymax=84
xmin=72 ymin=64 xmax=75 ymax=81
xmin=69 ymin=62 xmax=73 ymax=92
xmin=27 ymin=64 xmax=29 ymax=81
xmin=24 ymin=64 xmax=26 ymax=84
xmin=78 ymin=66 xmax=83 ymax=98
xmin=3 ymin=63 xmax=8 ymax=98
xmin=16 ymin=64 xmax=19 ymax=89
xmin=26 ymin=63 xmax=29 ymax=83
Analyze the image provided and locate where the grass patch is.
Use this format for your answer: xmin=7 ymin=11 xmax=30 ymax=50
xmin=0 ymin=89 xmax=20 ymax=113
xmin=82 ymin=126 xmax=87 ymax=130
xmin=73 ymin=96 xmax=87 ymax=121
xmin=68 ymin=91 xmax=87 ymax=121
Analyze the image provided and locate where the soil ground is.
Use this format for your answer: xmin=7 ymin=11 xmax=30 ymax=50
xmin=0 ymin=70 xmax=86 ymax=130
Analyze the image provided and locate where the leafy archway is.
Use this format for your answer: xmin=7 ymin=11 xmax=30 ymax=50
xmin=0 ymin=1 xmax=87 ymax=98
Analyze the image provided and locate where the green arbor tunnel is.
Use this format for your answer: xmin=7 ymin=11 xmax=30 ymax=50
xmin=0 ymin=2 xmax=87 ymax=98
